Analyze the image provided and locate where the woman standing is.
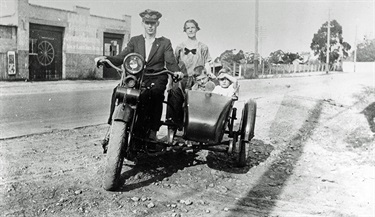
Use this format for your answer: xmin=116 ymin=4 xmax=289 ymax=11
xmin=166 ymin=19 xmax=213 ymax=136
xmin=174 ymin=19 xmax=213 ymax=89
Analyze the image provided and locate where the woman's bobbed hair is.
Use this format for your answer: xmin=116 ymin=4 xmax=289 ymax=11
xmin=183 ymin=19 xmax=200 ymax=32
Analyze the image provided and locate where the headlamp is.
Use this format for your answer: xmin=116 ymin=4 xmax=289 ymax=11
xmin=123 ymin=53 xmax=144 ymax=75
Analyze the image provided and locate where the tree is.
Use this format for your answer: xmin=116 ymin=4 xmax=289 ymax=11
xmin=219 ymin=49 xmax=245 ymax=70
xmin=243 ymin=52 xmax=255 ymax=64
xmin=219 ymin=49 xmax=259 ymax=79
xmin=310 ymin=20 xmax=351 ymax=65
xmin=282 ymin=52 xmax=302 ymax=64
xmin=268 ymin=50 xmax=285 ymax=64
xmin=356 ymin=38 xmax=375 ymax=62
xmin=267 ymin=50 xmax=302 ymax=64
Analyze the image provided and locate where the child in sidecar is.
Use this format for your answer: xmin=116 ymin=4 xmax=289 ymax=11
xmin=182 ymin=67 xmax=241 ymax=144
xmin=212 ymin=67 xmax=239 ymax=97
xmin=191 ymin=65 xmax=216 ymax=92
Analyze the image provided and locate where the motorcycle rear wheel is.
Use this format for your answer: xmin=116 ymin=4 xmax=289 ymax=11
xmin=103 ymin=121 xmax=128 ymax=191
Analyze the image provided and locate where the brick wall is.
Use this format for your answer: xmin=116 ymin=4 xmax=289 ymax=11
xmin=65 ymin=53 xmax=102 ymax=79
xmin=0 ymin=25 xmax=18 ymax=80
xmin=0 ymin=0 xmax=130 ymax=80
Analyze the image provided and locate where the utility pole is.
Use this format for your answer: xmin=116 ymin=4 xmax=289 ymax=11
xmin=254 ymin=0 xmax=259 ymax=77
xmin=354 ymin=25 xmax=357 ymax=73
xmin=326 ymin=9 xmax=331 ymax=74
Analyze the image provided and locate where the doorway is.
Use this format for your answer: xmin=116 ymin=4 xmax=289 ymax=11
xmin=29 ymin=23 xmax=63 ymax=80
xmin=103 ymin=33 xmax=124 ymax=79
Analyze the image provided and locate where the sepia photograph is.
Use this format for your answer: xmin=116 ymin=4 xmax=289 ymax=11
xmin=0 ymin=0 xmax=374 ymax=216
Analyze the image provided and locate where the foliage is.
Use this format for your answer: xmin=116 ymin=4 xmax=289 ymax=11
xmin=219 ymin=49 xmax=247 ymax=69
xmin=267 ymin=50 xmax=302 ymax=64
xmin=267 ymin=50 xmax=285 ymax=64
xmin=310 ymin=19 xmax=351 ymax=64
xmin=356 ymin=38 xmax=375 ymax=62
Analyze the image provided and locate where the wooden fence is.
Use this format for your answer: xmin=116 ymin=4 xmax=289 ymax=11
xmin=212 ymin=62 xmax=331 ymax=79
xmin=264 ymin=63 xmax=328 ymax=75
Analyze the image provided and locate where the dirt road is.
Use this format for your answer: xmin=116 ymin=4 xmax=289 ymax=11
xmin=1 ymin=71 xmax=374 ymax=217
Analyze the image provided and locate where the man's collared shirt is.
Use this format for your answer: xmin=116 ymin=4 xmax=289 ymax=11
xmin=144 ymin=35 xmax=155 ymax=61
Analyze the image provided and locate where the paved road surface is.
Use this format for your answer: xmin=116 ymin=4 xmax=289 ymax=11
xmin=1 ymin=70 xmax=372 ymax=139
xmin=0 ymin=80 xmax=117 ymax=139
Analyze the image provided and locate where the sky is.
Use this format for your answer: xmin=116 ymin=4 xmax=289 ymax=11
xmin=24 ymin=0 xmax=375 ymax=58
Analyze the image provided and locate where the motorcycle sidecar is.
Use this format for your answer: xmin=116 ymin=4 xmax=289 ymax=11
xmin=182 ymin=90 xmax=257 ymax=167
xmin=183 ymin=90 xmax=233 ymax=144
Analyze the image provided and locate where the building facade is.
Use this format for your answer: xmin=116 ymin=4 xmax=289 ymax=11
xmin=0 ymin=0 xmax=131 ymax=80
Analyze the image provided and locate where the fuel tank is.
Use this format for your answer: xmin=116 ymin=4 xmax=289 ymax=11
xmin=183 ymin=90 xmax=233 ymax=144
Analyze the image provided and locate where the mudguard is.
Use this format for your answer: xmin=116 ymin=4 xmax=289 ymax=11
xmin=240 ymin=99 xmax=257 ymax=141
xmin=112 ymin=87 xmax=139 ymax=123
xmin=183 ymin=90 xmax=233 ymax=144
xmin=113 ymin=103 xmax=134 ymax=123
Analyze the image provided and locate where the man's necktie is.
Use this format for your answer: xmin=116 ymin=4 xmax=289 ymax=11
xmin=184 ymin=48 xmax=197 ymax=55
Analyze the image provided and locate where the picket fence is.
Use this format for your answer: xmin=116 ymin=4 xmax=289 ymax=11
xmin=264 ymin=63 xmax=329 ymax=75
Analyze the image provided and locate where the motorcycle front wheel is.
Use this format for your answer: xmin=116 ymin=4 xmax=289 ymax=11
xmin=103 ymin=121 xmax=128 ymax=191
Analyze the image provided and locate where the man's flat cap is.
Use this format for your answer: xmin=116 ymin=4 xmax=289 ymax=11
xmin=139 ymin=9 xmax=162 ymax=22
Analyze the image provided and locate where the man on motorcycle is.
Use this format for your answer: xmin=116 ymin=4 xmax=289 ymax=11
xmin=95 ymin=9 xmax=183 ymax=152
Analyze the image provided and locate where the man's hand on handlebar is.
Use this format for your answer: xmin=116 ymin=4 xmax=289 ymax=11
xmin=173 ymin=71 xmax=184 ymax=79
xmin=94 ymin=56 xmax=107 ymax=68
xmin=173 ymin=71 xmax=184 ymax=82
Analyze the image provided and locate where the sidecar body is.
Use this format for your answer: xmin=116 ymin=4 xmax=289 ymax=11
xmin=183 ymin=90 xmax=234 ymax=144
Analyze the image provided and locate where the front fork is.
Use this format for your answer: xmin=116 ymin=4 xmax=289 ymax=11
xmin=112 ymin=86 xmax=140 ymax=158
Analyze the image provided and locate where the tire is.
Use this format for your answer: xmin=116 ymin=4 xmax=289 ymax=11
xmin=103 ymin=121 xmax=128 ymax=191
xmin=237 ymin=140 xmax=248 ymax=167
xmin=236 ymin=99 xmax=257 ymax=167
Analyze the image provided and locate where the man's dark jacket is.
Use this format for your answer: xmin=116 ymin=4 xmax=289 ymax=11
xmin=106 ymin=34 xmax=179 ymax=72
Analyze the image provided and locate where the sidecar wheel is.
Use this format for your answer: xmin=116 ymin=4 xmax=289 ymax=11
xmin=103 ymin=121 xmax=128 ymax=191
xmin=237 ymin=140 xmax=248 ymax=167
xmin=236 ymin=99 xmax=257 ymax=167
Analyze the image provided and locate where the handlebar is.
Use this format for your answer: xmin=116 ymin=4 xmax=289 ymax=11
xmin=97 ymin=58 xmax=181 ymax=82
xmin=144 ymin=70 xmax=174 ymax=77
xmin=98 ymin=59 xmax=122 ymax=71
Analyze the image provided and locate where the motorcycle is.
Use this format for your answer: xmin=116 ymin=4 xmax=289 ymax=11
xmin=97 ymin=53 xmax=257 ymax=191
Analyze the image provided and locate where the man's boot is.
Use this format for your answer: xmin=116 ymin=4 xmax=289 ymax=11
xmin=148 ymin=130 xmax=158 ymax=153
xmin=149 ymin=130 xmax=157 ymax=141
xmin=167 ymin=128 xmax=176 ymax=145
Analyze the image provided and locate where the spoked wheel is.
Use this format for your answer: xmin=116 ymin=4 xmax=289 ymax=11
xmin=103 ymin=121 xmax=128 ymax=191
xmin=236 ymin=99 xmax=257 ymax=167
xmin=37 ymin=40 xmax=55 ymax=66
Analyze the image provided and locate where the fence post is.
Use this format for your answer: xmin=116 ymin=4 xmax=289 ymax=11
xmin=262 ymin=62 xmax=265 ymax=76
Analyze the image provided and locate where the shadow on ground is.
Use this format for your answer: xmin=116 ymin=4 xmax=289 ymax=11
xmin=361 ymin=102 xmax=375 ymax=133
xmin=206 ymin=139 xmax=274 ymax=174
xmin=228 ymin=99 xmax=323 ymax=216
xmin=118 ymin=151 xmax=203 ymax=191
